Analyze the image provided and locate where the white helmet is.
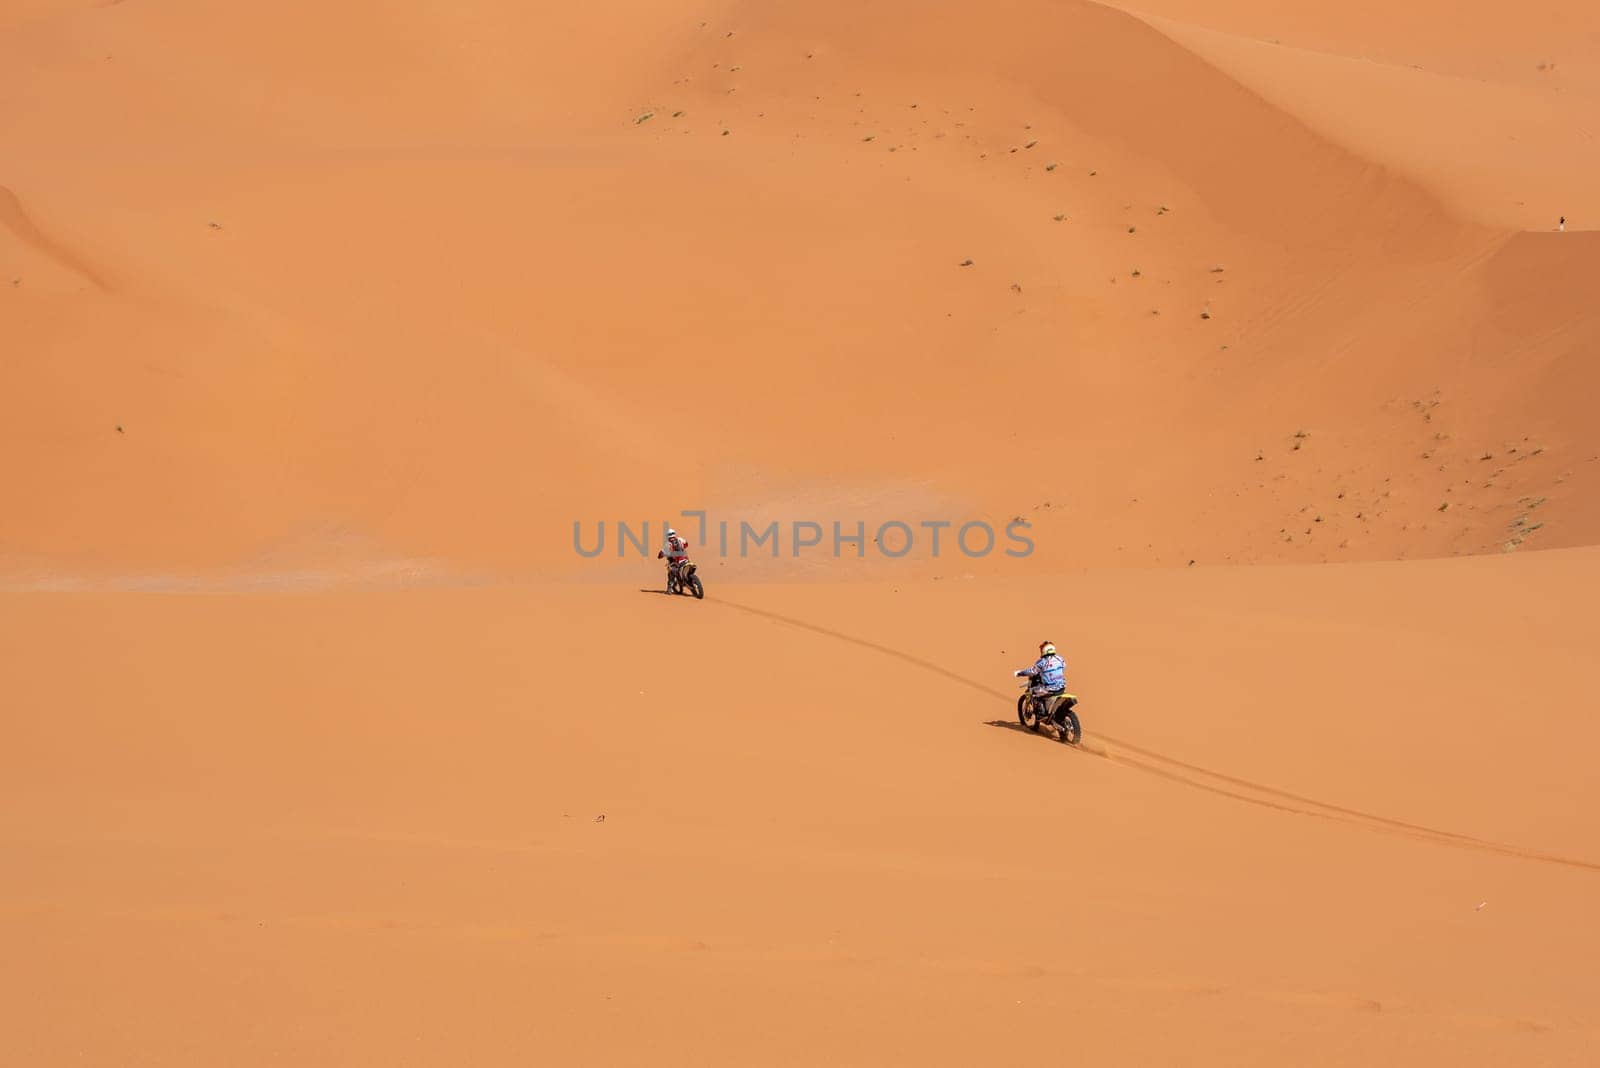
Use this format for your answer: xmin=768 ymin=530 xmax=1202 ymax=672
xmin=666 ymin=528 xmax=677 ymax=538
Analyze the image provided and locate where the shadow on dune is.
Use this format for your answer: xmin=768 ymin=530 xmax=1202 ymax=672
xmin=983 ymin=719 xmax=1033 ymax=736
xmin=984 ymin=719 xmax=1066 ymax=740
xmin=719 ymin=595 xmax=1600 ymax=873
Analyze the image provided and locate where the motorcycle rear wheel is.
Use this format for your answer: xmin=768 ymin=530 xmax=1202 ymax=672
xmin=1059 ymin=709 xmax=1082 ymax=745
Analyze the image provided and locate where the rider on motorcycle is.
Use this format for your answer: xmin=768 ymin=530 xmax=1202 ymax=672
xmin=657 ymin=527 xmax=690 ymax=589
xmin=1015 ymin=640 xmax=1071 ymax=732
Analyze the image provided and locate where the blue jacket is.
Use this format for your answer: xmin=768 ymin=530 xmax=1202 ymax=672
xmin=1019 ymin=653 xmax=1066 ymax=695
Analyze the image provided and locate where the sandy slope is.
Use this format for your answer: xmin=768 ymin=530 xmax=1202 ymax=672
xmin=1099 ymin=0 xmax=1600 ymax=224
xmin=5 ymin=0 xmax=1600 ymax=580
xmin=4 ymin=0 xmax=1600 ymax=1062
xmin=1117 ymin=6 xmax=1600 ymax=231
xmin=5 ymin=552 xmax=1600 ymax=1065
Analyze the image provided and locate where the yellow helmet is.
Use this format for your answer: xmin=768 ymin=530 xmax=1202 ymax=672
xmin=1040 ymin=641 xmax=1056 ymax=656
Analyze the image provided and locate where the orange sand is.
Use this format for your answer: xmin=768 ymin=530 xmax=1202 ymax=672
xmin=4 ymin=0 xmax=1597 ymax=1062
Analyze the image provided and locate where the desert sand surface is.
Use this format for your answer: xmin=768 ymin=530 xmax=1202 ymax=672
xmin=4 ymin=0 xmax=1599 ymax=1063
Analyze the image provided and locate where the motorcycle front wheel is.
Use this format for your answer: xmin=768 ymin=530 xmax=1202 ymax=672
xmin=1016 ymin=694 xmax=1040 ymax=732
xmin=689 ymin=575 xmax=704 ymax=599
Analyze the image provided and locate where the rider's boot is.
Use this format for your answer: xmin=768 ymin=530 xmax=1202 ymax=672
xmin=1039 ymin=698 xmax=1062 ymax=735
xmin=1030 ymin=698 xmax=1056 ymax=734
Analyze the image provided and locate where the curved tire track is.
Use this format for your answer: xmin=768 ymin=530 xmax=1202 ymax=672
xmin=716 ymin=594 xmax=1600 ymax=873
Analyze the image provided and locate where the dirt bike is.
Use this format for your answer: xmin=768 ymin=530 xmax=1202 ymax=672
xmin=1016 ymin=680 xmax=1081 ymax=744
xmin=665 ymin=558 xmax=704 ymax=599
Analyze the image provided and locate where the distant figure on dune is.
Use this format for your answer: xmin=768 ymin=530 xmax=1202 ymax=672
xmin=1558 ymin=216 xmax=1565 ymax=232
xmin=658 ymin=527 xmax=690 ymax=591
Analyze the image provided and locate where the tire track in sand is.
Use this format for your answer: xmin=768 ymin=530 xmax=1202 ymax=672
xmin=0 ymin=185 xmax=111 ymax=291
xmin=714 ymin=595 xmax=1600 ymax=873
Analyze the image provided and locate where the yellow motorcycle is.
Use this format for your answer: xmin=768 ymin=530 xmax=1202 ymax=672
xmin=666 ymin=558 xmax=704 ymax=599
xmin=1017 ymin=681 xmax=1081 ymax=744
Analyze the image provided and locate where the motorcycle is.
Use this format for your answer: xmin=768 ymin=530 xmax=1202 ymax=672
xmin=666 ymin=558 xmax=704 ymax=599
xmin=1016 ymin=680 xmax=1081 ymax=744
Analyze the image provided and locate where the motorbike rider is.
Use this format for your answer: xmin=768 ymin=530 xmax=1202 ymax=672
xmin=1015 ymin=640 xmax=1071 ymax=733
xmin=657 ymin=527 xmax=690 ymax=589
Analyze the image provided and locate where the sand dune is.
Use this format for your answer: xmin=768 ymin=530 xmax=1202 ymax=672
xmin=1103 ymin=0 xmax=1600 ymax=90
xmin=0 ymin=185 xmax=111 ymax=291
xmin=4 ymin=0 xmax=1598 ymax=1062
xmin=1117 ymin=5 xmax=1600 ymax=230
xmin=6 ymin=552 xmax=1600 ymax=1064
xmin=5 ymin=0 xmax=1598 ymax=581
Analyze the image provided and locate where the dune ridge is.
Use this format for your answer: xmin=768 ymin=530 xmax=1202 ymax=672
xmin=0 ymin=184 xmax=111 ymax=290
xmin=4 ymin=0 xmax=1598 ymax=1063
xmin=5 ymin=0 xmax=1598 ymax=581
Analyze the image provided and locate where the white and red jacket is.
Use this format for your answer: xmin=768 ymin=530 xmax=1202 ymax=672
xmin=658 ymin=534 xmax=689 ymax=564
